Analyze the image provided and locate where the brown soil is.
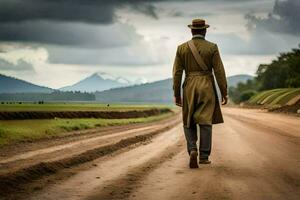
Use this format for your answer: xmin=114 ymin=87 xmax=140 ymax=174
xmin=0 ymin=113 xmax=181 ymax=198
xmin=242 ymin=100 xmax=300 ymax=115
xmin=0 ymin=108 xmax=171 ymax=120
xmin=1 ymin=107 xmax=299 ymax=200
xmin=0 ymin=131 xmax=165 ymax=194
xmin=269 ymin=102 xmax=300 ymax=114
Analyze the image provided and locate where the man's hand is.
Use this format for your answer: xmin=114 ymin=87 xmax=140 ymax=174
xmin=174 ymin=96 xmax=183 ymax=107
xmin=222 ymin=95 xmax=228 ymax=105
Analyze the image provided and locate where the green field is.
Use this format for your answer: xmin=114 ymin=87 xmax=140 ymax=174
xmin=0 ymin=102 xmax=173 ymax=112
xmin=0 ymin=103 xmax=177 ymax=146
xmin=248 ymin=88 xmax=300 ymax=108
xmin=0 ymin=112 xmax=173 ymax=146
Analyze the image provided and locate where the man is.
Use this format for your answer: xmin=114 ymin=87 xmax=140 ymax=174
xmin=172 ymin=19 xmax=228 ymax=169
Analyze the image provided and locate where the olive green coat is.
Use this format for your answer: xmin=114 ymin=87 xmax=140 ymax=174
xmin=172 ymin=37 xmax=227 ymax=128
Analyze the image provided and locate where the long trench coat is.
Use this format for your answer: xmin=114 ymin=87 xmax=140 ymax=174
xmin=172 ymin=37 xmax=227 ymax=128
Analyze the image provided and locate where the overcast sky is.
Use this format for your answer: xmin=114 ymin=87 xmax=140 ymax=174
xmin=0 ymin=0 xmax=299 ymax=88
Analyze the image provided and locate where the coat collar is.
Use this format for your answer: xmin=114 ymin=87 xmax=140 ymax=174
xmin=192 ymin=34 xmax=205 ymax=39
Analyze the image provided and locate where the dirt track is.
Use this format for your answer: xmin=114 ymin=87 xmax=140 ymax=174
xmin=1 ymin=107 xmax=299 ymax=200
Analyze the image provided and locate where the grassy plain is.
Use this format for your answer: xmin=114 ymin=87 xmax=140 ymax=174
xmin=0 ymin=103 xmax=176 ymax=146
xmin=0 ymin=112 xmax=174 ymax=146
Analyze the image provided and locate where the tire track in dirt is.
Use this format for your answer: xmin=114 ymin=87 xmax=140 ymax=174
xmin=127 ymin=108 xmax=300 ymax=200
xmin=86 ymin=138 xmax=184 ymax=200
xmin=0 ymin=119 xmax=180 ymax=198
xmin=2 ymin=108 xmax=299 ymax=200
xmin=0 ymin=126 xmax=156 ymax=164
xmin=27 ymin=125 xmax=184 ymax=200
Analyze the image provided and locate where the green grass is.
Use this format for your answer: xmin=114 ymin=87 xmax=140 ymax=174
xmin=270 ymin=88 xmax=300 ymax=106
xmin=249 ymin=89 xmax=281 ymax=104
xmin=248 ymin=88 xmax=300 ymax=107
xmin=0 ymin=112 xmax=174 ymax=146
xmin=260 ymin=89 xmax=294 ymax=105
xmin=0 ymin=102 xmax=173 ymax=112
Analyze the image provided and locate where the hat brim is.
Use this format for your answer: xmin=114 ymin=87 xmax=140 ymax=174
xmin=187 ymin=24 xmax=210 ymax=29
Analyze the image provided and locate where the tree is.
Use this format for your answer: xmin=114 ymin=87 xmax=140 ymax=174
xmin=256 ymin=47 xmax=300 ymax=90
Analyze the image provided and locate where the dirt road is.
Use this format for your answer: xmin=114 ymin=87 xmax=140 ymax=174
xmin=1 ymin=108 xmax=299 ymax=200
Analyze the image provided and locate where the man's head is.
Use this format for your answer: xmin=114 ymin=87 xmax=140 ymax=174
xmin=188 ymin=19 xmax=209 ymax=36
xmin=191 ymin=28 xmax=207 ymax=36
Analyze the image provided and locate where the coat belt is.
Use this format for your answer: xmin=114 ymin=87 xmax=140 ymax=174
xmin=186 ymin=71 xmax=212 ymax=77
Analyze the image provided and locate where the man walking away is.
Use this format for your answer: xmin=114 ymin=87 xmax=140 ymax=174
xmin=172 ymin=19 xmax=228 ymax=168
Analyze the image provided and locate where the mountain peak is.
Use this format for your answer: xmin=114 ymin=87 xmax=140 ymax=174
xmin=60 ymin=72 xmax=133 ymax=92
xmin=88 ymin=73 xmax=104 ymax=79
xmin=95 ymin=72 xmax=115 ymax=80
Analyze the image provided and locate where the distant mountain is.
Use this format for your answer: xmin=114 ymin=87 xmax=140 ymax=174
xmin=0 ymin=72 xmax=254 ymax=101
xmin=60 ymin=72 xmax=133 ymax=92
xmin=0 ymin=74 xmax=53 ymax=93
xmin=227 ymin=74 xmax=254 ymax=87
xmin=95 ymin=74 xmax=254 ymax=103
xmin=95 ymin=79 xmax=173 ymax=103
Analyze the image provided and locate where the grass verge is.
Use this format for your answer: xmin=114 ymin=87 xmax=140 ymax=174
xmin=248 ymin=88 xmax=300 ymax=107
xmin=0 ymin=112 xmax=174 ymax=146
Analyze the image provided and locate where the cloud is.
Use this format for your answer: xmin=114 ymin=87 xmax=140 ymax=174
xmin=0 ymin=21 xmax=142 ymax=48
xmin=0 ymin=0 xmax=167 ymax=24
xmin=207 ymin=30 xmax=299 ymax=55
xmin=129 ymin=3 xmax=158 ymax=19
xmin=0 ymin=0 xmax=296 ymax=71
xmin=0 ymin=58 xmax=35 ymax=72
xmin=222 ymin=54 xmax=274 ymax=76
xmin=47 ymin=41 xmax=163 ymax=66
xmin=0 ymin=0 xmax=275 ymax=48
xmin=246 ymin=0 xmax=300 ymax=36
xmin=0 ymin=1 xmax=159 ymax=48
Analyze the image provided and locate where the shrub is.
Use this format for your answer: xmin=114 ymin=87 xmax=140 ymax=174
xmin=240 ymin=90 xmax=257 ymax=102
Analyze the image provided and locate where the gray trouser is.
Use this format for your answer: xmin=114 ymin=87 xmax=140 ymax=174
xmin=184 ymin=124 xmax=212 ymax=159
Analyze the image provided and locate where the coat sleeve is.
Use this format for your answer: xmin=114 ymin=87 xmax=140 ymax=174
xmin=212 ymin=44 xmax=227 ymax=97
xmin=172 ymin=46 xmax=184 ymax=98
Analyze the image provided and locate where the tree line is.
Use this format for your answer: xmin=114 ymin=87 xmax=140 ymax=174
xmin=229 ymin=46 xmax=300 ymax=103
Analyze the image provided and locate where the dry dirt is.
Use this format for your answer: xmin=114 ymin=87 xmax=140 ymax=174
xmin=0 ymin=107 xmax=299 ymax=200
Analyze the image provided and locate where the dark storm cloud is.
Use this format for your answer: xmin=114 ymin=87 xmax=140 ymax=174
xmin=0 ymin=0 xmax=271 ymax=24
xmin=0 ymin=0 xmax=164 ymax=46
xmin=0 ymin=59 xmax=35 ymax=72
xmin=129 ymin=3 xmax=158 ymax=19
xmin=0 ymin=0 xmax=271 ymax=47
xmin=0 ymin=0 xmax=167 ymax=24
xmin=0 ymin=21 xmax=142 ymax=48
xmin=246 ymin=0 xmax=300 ymax=36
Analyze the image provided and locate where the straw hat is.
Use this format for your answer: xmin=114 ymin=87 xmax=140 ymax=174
xmin=188 ymin=19 xmax=210 ymax=29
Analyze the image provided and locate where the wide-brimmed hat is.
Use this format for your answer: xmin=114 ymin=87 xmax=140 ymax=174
xmin=188 ymin=19 xmax=210 ymax=29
